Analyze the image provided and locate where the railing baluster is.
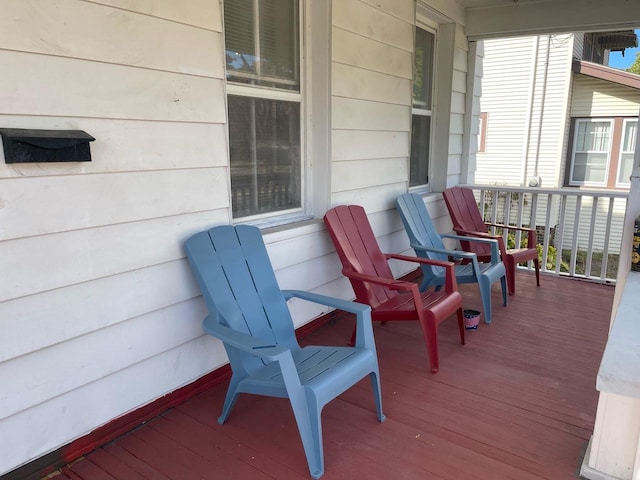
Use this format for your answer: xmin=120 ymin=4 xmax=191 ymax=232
xmin=585 ymin=196 xmax=598 ymax=278
xmin=542 ymin=193 xmax=553 ymax=272
xmin=504 ymin=192 xmax=512 ymax=246
xmin=570 ymin=196 xmax=582 ymax=277
xmin=529 ymin=192 xmax=538 ymax=270
xmin=556 ymin=195 xmax=568 ymax=275
xmin=490 ymin=190 xmax=498 ymax=234
xmin=600 ymin=197 xmax=616 ymax=280
xmin=516 ymin=192 xmax=525 ymax=249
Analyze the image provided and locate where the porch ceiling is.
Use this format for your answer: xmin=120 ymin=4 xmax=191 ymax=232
xmin=460 ymin=0 xmax=640 ymax=40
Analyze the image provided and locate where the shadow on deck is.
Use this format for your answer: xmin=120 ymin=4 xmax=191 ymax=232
xmin=51 ymin=272 xmax=613 ymax=480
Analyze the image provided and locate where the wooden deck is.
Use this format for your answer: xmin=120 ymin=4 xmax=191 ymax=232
xmin=51 ymin=272 xmax=613 ymax=480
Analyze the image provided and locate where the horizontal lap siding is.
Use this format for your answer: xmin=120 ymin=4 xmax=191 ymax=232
xmin=0 ymin=0 xmax=227 ymax=474
xmin=331 ymin=0 xmax=413 ymax=197
xmin=477 ymin=37 xmax=534 ymax=184
xmin=477 ymin=34 xmax=573 ymax=188
xmin=330 ymin=0 xmax=415 ymax=277
xmin=447 ymin=27 xmax=470 ymax=185
xmin=571 ymin=76 xmax=640 ymax=117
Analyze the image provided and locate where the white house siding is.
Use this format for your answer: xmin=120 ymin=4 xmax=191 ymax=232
xmin=0 ymin=0 xmax=474 ymax=475
xmin=558 ymin=75 xmax=640 ymax=254
xmin=331 ymin=0 xmax=474 ymax=278
xmin=477 ymin=34 xmax=574 ymax=189
xmin=331 ymin=0 xmax=414 ymax=280
xmin=571 ymin=75 xmax=640 ymax=117
xmin=0 ymin=0 xmax=230 ymax=474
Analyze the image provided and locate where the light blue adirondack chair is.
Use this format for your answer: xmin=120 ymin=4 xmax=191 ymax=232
xmin=184 ymin=225 xmax=385 ymax=479
xmin=396 ymin=193 xmax=507 ymax=324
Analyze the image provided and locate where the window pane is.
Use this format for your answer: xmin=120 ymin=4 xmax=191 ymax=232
xmin=576 ymin=121 xmax=610 ymax=152
xmin=228 ymin=96 xmax=301 ymax=218
xmin=224 ymin=0 xmax=256 ymax=76
xmin=618 ymin=120 xmax=637 ymax=184
xmin=225 ymin=0 xmax=299 ymax=90
xmin=413 ymin=28 xmax=434 ymax=110
xmin=618 ymin=153 xmax=634 ymax=184
xmin=410 ymin=114 xmax=430 ymax=187
xmin=259 ymin=0 xmax=298 ymax=82
xmin=572 ymin=152 xmax=607 ymax=183
xmin=622 ymin=120 xmax=637 ymax=152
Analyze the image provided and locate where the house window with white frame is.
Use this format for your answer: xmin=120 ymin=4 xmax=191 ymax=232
xmin=617 ymin=118 xmax=637 ymax=186
xmin=567 ymin=117 xmax=637 ymax=188
xmin=410 ymin=26 xmax=436 ymax=188
xmin=224 ymin=0 xmax=302 ymax=219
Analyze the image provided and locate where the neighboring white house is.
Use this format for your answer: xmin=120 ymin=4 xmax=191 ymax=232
xmin=476 ymin=32 xmax=640 ymax=252
xmin=1 ymin=2 xmax=640 ymax=480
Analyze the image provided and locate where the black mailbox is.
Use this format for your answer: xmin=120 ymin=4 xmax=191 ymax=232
xmin=0 ymin=128 xmax=95 ymax=164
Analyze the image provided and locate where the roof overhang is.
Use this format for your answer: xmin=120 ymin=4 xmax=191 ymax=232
xmin=572 ymin=60 xmax=640 ymax=90
xmin=464 ymin=0 xmax=640 ymax=40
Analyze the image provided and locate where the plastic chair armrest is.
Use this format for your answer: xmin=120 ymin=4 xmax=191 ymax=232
xmin=384 ymin=252 xmax=455 ymax=269
xmin=202 ymin=318 xmax=288 ymax=361
xmin=282 ymin=290 xmax=375 ymax=349
xmin=441 ymin=234 xmax=501 ymax=264
xmin=383 ymin=254 xmax=458 ymax=293
xmin=411 ymin=243 xmax=476 ymax=261
xmin=483 ymin=223 xmax=537 ymax=248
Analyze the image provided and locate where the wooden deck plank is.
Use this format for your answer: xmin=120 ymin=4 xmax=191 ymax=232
xmin=61 ymin=460 xmax=116 ymax=480
xmin=49 ymin=273 xmax=612 ymax=480
xmin=81 ymin=449 xmax=149 ymax=480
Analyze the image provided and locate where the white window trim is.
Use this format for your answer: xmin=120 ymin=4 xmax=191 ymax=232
xmin=616 ymin=118 xmax=637 ymax=187
xmin=225 ymin=0 xmax=308 ymax=224
xmin=569 ymin=118 xmax=614 ymax=187
xmin=409 ymin=22 xmax=438 ymax=193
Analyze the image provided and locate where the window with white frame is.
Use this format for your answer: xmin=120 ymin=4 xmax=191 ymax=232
xmin=409 ymin=26 xmax=436 ymax=188
xmin=569 ymin=119 xmax=612 ymax=186
xmin=567 ymin=117 xmax=637 ymax=188
xmin=617 ymin=119 xmax=637 ymax=186
xmin=224 ymin=0 xmax=302 ymax=219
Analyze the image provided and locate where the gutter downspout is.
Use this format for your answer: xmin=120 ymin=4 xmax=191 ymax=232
xmin=531 ymin=35 xmax=552 ymax=186
xmin=522 ymin=35 xmax=551 ymax=187
xmin=521 ymin=36 xmax=540 ymax=186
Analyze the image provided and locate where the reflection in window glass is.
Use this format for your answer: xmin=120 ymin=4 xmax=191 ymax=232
xmin=618 ymin=120 xmax=637 ymax=185
xmin=413 ymin=28 xmax=434 ymax=110
xmin=410 ymin=115 xmax=430 ymax=187
xmin=228 ymin=96 xmax=301 ymax=218
xmin=571 ymin=120 xmax=611 ymax=185
xmin=224 ymin=0 xmax=299 ymax=90
xmin=409 ymin=27 xmax=435 ymax=187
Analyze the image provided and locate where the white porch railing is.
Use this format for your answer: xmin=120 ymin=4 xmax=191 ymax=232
xmin=463 ymin=185 xmax=629 ymax=284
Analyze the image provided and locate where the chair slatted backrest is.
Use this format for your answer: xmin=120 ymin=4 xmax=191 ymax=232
xmin=442 ymin=186 xmax=492 ymax=257
xmin=396 ymin=193 xmax=448 ymax=263
xmin=324 ymin=205 xmax=398 ymax=309
xmin=184 ymin=225 xmax=299 ymax=371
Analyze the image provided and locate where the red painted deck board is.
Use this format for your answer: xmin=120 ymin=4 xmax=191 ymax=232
xmin=50 ymin=272 xmax=612 ymax=480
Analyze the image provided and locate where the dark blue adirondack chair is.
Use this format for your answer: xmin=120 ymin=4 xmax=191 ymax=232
xmin=184 ymin=225 xmax=385 ymax=479
xmin=396 ymin=193 xmax=507 ymax=324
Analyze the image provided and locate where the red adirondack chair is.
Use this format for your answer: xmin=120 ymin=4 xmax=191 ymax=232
xmin=442 ymin=186 xmax=540 ymax=296
xmin=323 ymin=205 xmax=465 ymax=373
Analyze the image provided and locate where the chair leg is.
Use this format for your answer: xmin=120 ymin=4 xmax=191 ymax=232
xmin=456 ymin=308 xmax=465 ymax=345
xmin=289 ymin=391 xmax=324 ymax=479
xmin=369 ymin=371 xmax=386 ymax=423
xmin=218 ymin=374 xmax=242 ymax=424
xmin=500 ymin=275 xmax=508 ymax=307
xmin=478 ymin=276 xmax=493 ymax=324
xmin=505 ymin=257 xmax=516 ymax=296
xmin=418 ymin=316 xmax=440 ymax=373
xmin=534 ymin=258 xmax=541 ymax=286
